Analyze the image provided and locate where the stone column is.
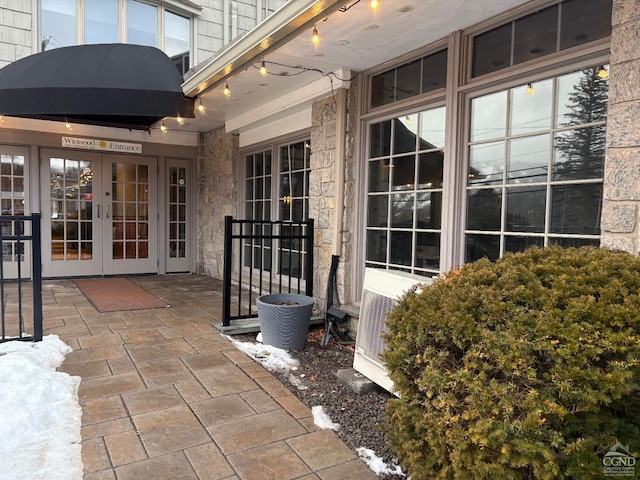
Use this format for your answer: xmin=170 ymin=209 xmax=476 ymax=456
xmin=601 ymin=0 xmax=640 ymax=253
xmin=196 ymin=129 xmax=239 ymax=277
xmin=309 ymin=87 xmax=356 ymax=311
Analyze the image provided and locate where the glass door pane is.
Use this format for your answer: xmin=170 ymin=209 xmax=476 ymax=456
xmin=166 ymin=159 xmax=190 ymax=273
xmin=40 ymin=149 xmax=102 ymax=278
xmin=111 ymin=162 xmax=149 ymax=260
xmin=50 ymin=158 xmax=94 ymax=261
xmin=104 ymin=155 xmax=157 ymax=275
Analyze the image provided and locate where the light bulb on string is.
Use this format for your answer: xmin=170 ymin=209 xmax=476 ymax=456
xmin=197 ymin=97 xmax=205 ymax=114
xmin=223 ymin=82 xmax=231 ymax=98
xmin=597 ymin=65 xmax=609 ymax=79
xmin=526 ymin=83 xmax=535 ymax=95
xmin=371 ymin=0 xmax=379 ymax=12
xmin=65 ymin=119 xmax=72 ymax=130
xmin=160 ymin=121 xmax=167 ymax=134
xmin=177 ymin=115 xmax=184 ymax=126
xmin=259 ymin=60 xmax=268 ymax=78
xmin=311 ymin=26 xmax=320 ymax=46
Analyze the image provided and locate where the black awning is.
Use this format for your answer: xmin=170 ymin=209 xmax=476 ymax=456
xmin=0 ymin=44 xmax=194 ymax=130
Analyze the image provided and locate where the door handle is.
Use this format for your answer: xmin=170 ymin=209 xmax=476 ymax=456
xmin=97 ymin=204 xmax=101 ymax=218
xmin=106 ymin=205 xmax=110 ymax=219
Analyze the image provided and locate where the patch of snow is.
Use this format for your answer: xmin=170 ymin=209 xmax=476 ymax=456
xmin=224 ymin=334 xmax=299 ymax=372
xmin=0 ymin=335 xmax=83 ymax=480
xmin=256 ymin=332 xmax=263 ymax=343
xmin=357 ymin=447 xmax=405 ymax=477
xmin=311 ymin=405 xmax=340 ymax=431
xmin=287 ymin=373 xmax=308 ymax=390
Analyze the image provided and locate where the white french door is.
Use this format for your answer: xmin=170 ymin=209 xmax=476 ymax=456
xmin=165 ymin=159 xmax=190 ymax=273
xmin=41 ymin=150 xmax=158 ymax=277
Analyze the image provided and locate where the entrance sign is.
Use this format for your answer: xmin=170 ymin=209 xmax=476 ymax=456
xmin=62 ymin=137 xmax=142 ymax=154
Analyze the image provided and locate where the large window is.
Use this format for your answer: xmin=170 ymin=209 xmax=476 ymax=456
xmin=361 ymin=0 xmax=611 ymax=277
xmin=41 ymin=0 xmax=193 ymax=75
xmin=366 ymin=108 xmax=445 ymax=276
xmin=465 ymin=67 xmax=607 ymax=262
xmin=243 ymin=139 xmax=311 ymax=280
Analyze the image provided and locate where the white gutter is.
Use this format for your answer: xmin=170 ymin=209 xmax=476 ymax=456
xmin=182 ymin=0 xmax=349 ymax=97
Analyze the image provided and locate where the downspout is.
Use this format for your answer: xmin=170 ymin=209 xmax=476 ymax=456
xmin=332 ymin=87 xmax=348 ymax=257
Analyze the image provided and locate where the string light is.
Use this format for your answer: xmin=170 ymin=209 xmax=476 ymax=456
xmin=259 ymin=60 xmax=268 ymax=78
xmin=197 ymin=97 xmax=205 ymax=114
xmin=65 ymin=120 xmax=72 ymax=130
xmin=526 ymin=83 xmax=535 ymax=95
xmin=370 ymin=0 xmax=379 ymax=12
xmin=404 ymin=115 xmax=412 ymax=125
xmin=223 ymin=82 xmax=231 ymax=98
xmin=597 ymin=65 xmax=609 ymax=79
xmin=311 ymin=26 xmax=320 ymax=46
xmin=160 ymin=121 xmax=167 ymax=134
xmin=177 ymin=115 xmax=184 ymax=126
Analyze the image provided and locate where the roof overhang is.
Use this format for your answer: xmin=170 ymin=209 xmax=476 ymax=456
xmin=182 ymin=0 xmax=349 ymax=98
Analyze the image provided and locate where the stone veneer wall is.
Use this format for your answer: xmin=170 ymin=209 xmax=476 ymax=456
xmin=196 ymin=87 xmax=357 ymax=314
xmin=196 ymin=129 xmax=239 ymax=277
xmin=308 ymin=88 xmax=357 ymax=312
xmin=601 ymin=0 xmax=640 ymax=253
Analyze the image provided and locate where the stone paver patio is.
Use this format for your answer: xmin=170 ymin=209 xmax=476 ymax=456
xmin=42 ymin=274 xmax=376 ymax=480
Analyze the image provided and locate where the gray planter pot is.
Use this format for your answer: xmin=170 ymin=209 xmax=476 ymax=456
xmin=256 ymin=293 xmax=314 ymax=350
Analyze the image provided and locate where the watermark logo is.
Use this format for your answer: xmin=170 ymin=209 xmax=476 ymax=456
xmin=603 ymin=442 xmax=636 ymax=477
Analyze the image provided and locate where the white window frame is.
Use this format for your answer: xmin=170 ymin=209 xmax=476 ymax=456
xmin=363 ymin=105 xmax=447 ymax=277
xmin=462 ymin=65 xmax=608 ymax=262
xmin=39 ymin=0 xmax=198 ymax=70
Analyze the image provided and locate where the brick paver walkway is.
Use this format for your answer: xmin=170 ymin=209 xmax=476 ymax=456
xmin=43 ymin=274 xmax=376 ymax=480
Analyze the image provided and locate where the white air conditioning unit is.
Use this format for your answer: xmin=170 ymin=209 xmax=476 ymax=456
xmin=353 ymin=268 xmax=433 ymax=394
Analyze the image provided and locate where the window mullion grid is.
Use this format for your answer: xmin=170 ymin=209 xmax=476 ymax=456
xmin=387 ymin=121 xmax=395 ymax=266
xmin=411 ymin=150 xmax=419 ymax=274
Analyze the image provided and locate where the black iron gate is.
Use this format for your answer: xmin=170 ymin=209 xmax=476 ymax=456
xmin=222 ymin=216 xmax=314 ymax=327
xmin=0 ymin=213 xmax=43 ymax=343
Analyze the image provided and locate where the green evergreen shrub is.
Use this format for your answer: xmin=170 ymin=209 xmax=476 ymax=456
xmin=382 ymin=246 xmax=640 ymax=480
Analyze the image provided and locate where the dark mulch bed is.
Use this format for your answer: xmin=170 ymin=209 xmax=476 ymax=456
xmin=234 ymin=328 xmax=403 ymax=479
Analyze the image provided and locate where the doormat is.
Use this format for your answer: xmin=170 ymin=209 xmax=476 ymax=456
xmin=74 ymin=277 xmax=170 ymax=313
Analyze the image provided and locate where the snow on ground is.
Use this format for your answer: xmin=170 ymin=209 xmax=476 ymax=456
xmin=287 ymin=372 xmax=308 ymax=390
xmin=0 ymin=335 xmax=83 ymax=480
xmin=311 ymin=405 xmax=340 ymax=431
xmin=357 ymin=447 xmax=406 ymax=477
xmin=224 ymin=334 xmax=300 ymax=372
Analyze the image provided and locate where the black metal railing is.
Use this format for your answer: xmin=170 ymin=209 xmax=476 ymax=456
xmin=0 ymin=213 xmax=43 ymax=343
xmin=222 ymin=216 xmax=314 ymax=327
